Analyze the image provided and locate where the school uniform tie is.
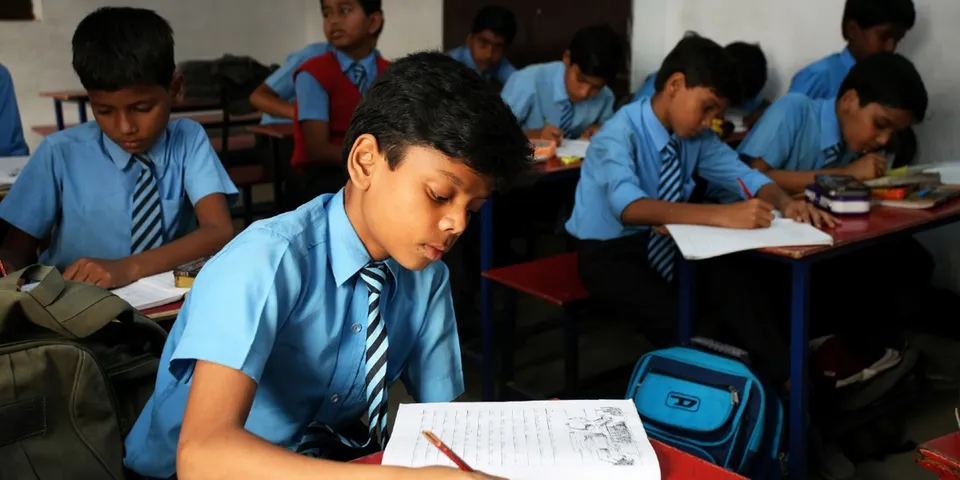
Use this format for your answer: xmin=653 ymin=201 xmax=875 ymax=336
xmin=347 ymin=63 xmax=367 ymax=93
xmin=558 ymin=101 xmax=574 ymax=132
xmin=648 ymin=138 xmax=682 ymax=282
xmin=822 ymin=142 xmax=844 ymax=168
xmin=130 ymin=155 xmax=164 ymax=254
xmin=295 ymin=262 xmax=392 ymax=457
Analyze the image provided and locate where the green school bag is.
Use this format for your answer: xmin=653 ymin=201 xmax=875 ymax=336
xmin=0 ymin=265 xmax=168 ymax=479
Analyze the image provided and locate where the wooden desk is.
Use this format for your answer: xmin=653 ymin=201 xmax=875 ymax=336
xmin=247 ymin=123 xmax=294 ymax=212
xmin=676 ymin=199 xmax=960 ymax=480
xmin=351 ymin=440 xmax=748 ymax=478
xmin=140 ymin=300 xmax=183 ymax=323
xmin=918 ymin=432 xmax=960 ymax=479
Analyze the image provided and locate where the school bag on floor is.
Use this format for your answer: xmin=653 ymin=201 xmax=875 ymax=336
xmin=625 ymin=337 xmax=786 ymax=479
xmin=0 ymin=265 xmax=167 ymax=480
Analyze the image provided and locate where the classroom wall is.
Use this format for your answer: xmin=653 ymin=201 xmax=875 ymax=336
xmin=630 ymin=0 xmax=960 ymax=291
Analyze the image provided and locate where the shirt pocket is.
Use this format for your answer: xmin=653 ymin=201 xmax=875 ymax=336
xmin=160 ymin=195 xmax=194 ymax=240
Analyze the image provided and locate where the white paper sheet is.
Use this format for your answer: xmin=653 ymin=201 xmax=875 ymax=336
xmin=665 ymin=218 xmax=834 ymax=260
xmin=555 ymin=139 xmax=590 ymax=159
xmin=110 ymin=271 xmax=189 ymax=310
xmin=382 ymin=399 xmax=661 ymax=479
xmin=0 ymin=156 xmax=29 ymax=189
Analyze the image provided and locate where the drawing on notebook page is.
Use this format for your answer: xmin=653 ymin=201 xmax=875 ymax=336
xmin=566 ymin=406 xmax=638 ymax=466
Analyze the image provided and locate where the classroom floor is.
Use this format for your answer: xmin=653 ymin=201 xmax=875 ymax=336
xmin=240 ymin=183 xmax=957 ymax=479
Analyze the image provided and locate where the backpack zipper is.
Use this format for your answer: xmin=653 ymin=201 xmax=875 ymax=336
xmin=729 ymin=386 xmax=740 ymax=405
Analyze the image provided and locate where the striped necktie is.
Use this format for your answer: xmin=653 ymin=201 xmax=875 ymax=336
xmin=822 ymin=142 xmax=844 ymax=168
xmin=296 ymin=262 xmax=392 ymax=457
xmin=130 ymin=155 xmax=164 ymax=254
xmin=347 ymin=63 xmax=367 ymax=93
xmin=648 ymin=138 xmax=682 ymax=282
xmin=558 ymin=101 xmax=574 ymax=132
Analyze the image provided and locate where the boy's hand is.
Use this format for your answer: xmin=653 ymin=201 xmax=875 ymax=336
xmin=720 ymin=198 xmax=776 ymax=229
xmin=781 ymin=200 xmax=837 ymax=229
xmin=420 ymin=466 xmax=507 ymax=480
xmin=539 ymin=125 xmax=564 ymax=145
xmin=580 ymin=124 xmax=601 ymax=140
xmin=842 ymin=153 xmax=887 ymax=180
xmin=63 ymin=257 xmax=136 ymax=289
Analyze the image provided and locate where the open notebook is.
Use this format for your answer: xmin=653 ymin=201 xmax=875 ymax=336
xmin=555 ymin=139 xmax=590 ymax=159
xmin=0 ymin=156 xmax=29 ymax=189
xmin=665 ymin=219 xmax=834 ymax=260
xmin=110 ymin=271 xmax=189 ymax=310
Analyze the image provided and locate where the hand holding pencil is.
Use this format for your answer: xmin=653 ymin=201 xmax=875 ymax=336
xmin=421 ymin=430 xmax=507 ymax=479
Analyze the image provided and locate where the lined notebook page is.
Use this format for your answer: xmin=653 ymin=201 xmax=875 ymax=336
xmin=665 ymin=219 xmax=834 ymax=260
xmin=555 ymin=139 xmax=590 ymax=159
xmin=0 ymin=156 xmax=29 ymax=189
xmin=382 ymin=399 xmax=660 ymax=479
xmin=111 ymin=271 xmax=189 ymax=310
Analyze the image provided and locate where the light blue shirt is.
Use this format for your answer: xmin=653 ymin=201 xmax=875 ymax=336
xmin=123 ymin=190 xmax=464 ymax=478
xmin=501 ymin=61 xmax=615 ymax=139
xmin=708 ymin=93 xmax=857 ymax=204
xmin=565 ymin=97 xmax=773 ymax=241
xmin=0 ymin=64 xmax=28 ymax=156
xmin=447 ymin=44 xmax=517 ymax=84
xmin=788 ymin=48 xmax=856 ymax=100
xmin=0 ymin=120 xmax=238 ymax=271
xmin=296 ymin=49 xmax=380 ymax=122
xmin=631 ymin=70 xmax=764 ymax=112
xmin=261 ymin=42 xmax=331 ymax=125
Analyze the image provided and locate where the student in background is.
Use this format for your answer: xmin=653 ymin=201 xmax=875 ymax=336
xmin=501 ymin=23 xmax=624 ymax=143
xmin=564 ymin=34 xmax=832 ymax=353
xmin=789 ymin=0 xmax=915 ymax=99
xmin=124 ymin=52 xmax=530 ymax=480
xmin=249 ymin=39 xmax=331 ymax=125
xmin=0 ymin=7 xmax=237 ymax=287
xmin=633 ymin=39 xmax=769 ymax=127
xmin=290 ymin=0 xmax=389 ymax=206
xmin=447 ymin=5 xmax=518 ymax=88
xmin=0 ymin=63 xmax=28 ymax=156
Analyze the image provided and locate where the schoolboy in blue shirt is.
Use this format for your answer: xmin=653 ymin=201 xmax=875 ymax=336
xmin=501 ymin=24 xmax=624 ymax=143
xmin=789 ymin=0 xmax=915 ymax=99
xmin=565 ymin=34 xmax=832 ymax=348
xmin=0 ymin=63 xmax=28 ymax=156
xmin=633 ymin=41 xmax=769 ymax=120
xmin=447 ymin=5 xmax=517 ymax=87
xmin=0 ymin=7 xmax=236 ymax=289
xmin=123 ymin=52 xmax=530 ymax=480
xmin=250 ymin=41 xmax=330 ymax=125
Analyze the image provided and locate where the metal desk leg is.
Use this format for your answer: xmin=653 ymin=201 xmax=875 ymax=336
xmin=479 ymin=198 xmax=495 ymax=401
xmin=54 ymin=99 xmax=65 ymax=130
xmin=270 ymin=137 xmax=284 ymax=212
xmin=77 ymin=101 xmax=88 ymax=124
xmin=677 ymin=258 xmax=696 ymax=345
xmin=788 ymin=260 xmax=811 ymax=480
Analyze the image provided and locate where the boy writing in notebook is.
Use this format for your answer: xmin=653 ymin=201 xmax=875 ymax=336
xmin=0 ymin=7 xmax=236 ymax=288
xmin=290 ymin=0 xmax=389 ymax=205
xmin=564 ymin=34 xmax=832 ymax=348
xmin=123 ymin=52 xmax=530 ymax=480
xmin=0 ymin=63 xmax=28 ymax=156
xmin=501 ymin=23 xmax=624 ymax=143
xmin=447 ymin=5 xmax=518 ymax=87
xmin=789 ymin=0 xmax=915 ymax=99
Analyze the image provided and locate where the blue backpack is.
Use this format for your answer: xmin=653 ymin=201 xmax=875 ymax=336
xmin=625 ymin=339 xmax=786 ymax=478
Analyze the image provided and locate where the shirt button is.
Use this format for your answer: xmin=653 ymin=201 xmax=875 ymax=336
xmin=330 ymin=393 xmax=340 ymax=403
xmin=352 ymin=323 xmax=362 ymax=333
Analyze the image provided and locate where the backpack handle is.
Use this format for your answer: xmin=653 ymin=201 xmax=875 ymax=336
xmin=0 ymin=264 xmax=65 ymax=305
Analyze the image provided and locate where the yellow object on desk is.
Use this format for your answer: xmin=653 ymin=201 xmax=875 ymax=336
xmin=560 ymin=156 xmax=580 ymax=165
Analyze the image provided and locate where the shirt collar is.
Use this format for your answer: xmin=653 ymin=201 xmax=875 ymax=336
xmin=327 ymin=189 xmax=401 ymax=295
xmin=100 ymin=126 xmax=170 ymax=171
xmin=551 ymin=62 xmax=571 ymax=104
xmin=818 ymin=98 xmax=842 ymax=150
xmin=627 ymin=97 xmax=672 ymax=153
xmin=332 ymin=47 xmax=379 ymax=73
xmin=840 ymin=48 xmax=856 ymax=69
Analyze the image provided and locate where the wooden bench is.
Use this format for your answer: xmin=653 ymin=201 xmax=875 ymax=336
xmin=480 ymin=252 xmax=591 ymax=400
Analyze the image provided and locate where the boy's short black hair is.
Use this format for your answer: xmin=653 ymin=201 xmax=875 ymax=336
xmin=725 ymin=42 xmax=767 ymax=101
xmin=655 ymin=34 xmax=743 ymax=105
xmin=344 ymin=51 xmax=531 ymax=186
xmin=568 ymin=24 xmax=625 ymax=85
xmin=471 ymin=5 xmax=517 ymax=44
xmin=842 ymin=0 xmax=916 ymax=39
xmin=72 ymin=7 xmax=175 ymax=91
xmin=838 ymin=52 xmax=927 ymax=122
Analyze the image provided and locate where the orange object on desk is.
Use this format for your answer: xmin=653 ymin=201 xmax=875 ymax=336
xmin=350 ymin=440 xmax=748 ymax=478
xmin=917 ymin=432 xmax=960 ymax=479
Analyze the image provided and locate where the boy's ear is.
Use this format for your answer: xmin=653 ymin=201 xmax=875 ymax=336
xmin=367 ymin=11 xmax=384 ymax=36
xmin=346 ymin=134 xmax=382 ymax=191
xmin=664 ymin=72 xmax=687 ymax=98
xmin=562 ymin=50 xmax=571 ymax=67
xmin=838 ymin=89 xmax=861 ymax=115
xmin=169 ymin=72 xmax=184 ymax=103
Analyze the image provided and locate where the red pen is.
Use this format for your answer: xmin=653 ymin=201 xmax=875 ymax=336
xmin=422 ymin=430 xmax=474 ymax=472
xmin=737 ymin=178 xmax=753 ymax=199
xmin=0 ymin=259 xmax=7 ymax=277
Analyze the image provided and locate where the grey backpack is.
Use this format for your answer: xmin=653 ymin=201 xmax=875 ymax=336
xmin=0 ymin=265 xmax=167 ymax=479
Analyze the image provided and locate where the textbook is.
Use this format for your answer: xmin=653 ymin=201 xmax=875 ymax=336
xmin=173 ymin=257 xmax=209 ymax=288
